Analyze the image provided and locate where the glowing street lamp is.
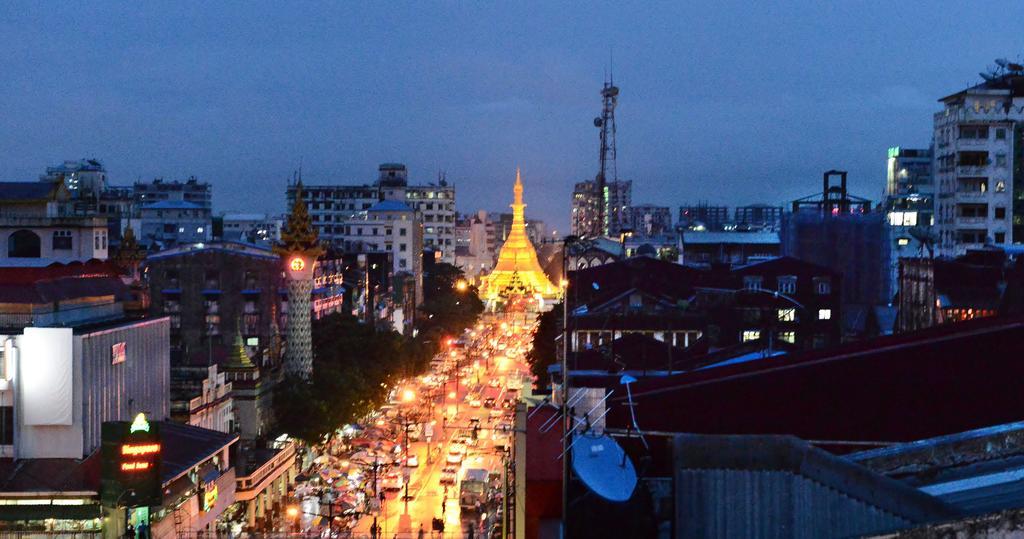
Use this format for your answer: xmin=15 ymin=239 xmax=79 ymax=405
xmin=286 ymin=506 xmax=299 ymax=519
xmin=455 ymin=279 xmax=468 ymax=292
xmin=401 ymin=388 xmax=416 ymax=403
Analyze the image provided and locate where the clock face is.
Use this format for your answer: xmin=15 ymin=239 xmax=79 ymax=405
xmin=290 ymin=257 xmax=305 ymax=271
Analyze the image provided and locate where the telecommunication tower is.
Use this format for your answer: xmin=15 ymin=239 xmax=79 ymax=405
xmin=594 ymin=74 xmax=619 ymax=236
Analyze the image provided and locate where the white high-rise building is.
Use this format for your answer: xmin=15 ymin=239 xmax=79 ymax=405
xmin=286 ymin=163 xmax=456 ymax=263
xmin=934 ymin=68 xmax=1024 ymax=256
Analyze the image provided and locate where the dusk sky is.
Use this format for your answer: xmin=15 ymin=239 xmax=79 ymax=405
xmin=2 ymin=2 xmax=1023 ymax=233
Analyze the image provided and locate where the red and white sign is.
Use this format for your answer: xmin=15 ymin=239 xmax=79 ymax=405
xmin=112 ymin=342 xmax=126 ymax=365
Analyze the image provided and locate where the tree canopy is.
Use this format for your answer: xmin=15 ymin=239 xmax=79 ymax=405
xmin=526 ymin=301 xmax=561 ymax=385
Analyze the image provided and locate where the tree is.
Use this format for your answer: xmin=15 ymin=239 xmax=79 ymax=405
xmin=273 ymin=312 xmax=435 ymax=444
xmin=417 ymin=263 xmax=484 ymax=343
xmin=526 ymin=302 xmax=562 ymax=386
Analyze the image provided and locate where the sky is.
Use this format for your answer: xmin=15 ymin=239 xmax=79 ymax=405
xmin=1 ymin=2 xmax=1023 ymax=233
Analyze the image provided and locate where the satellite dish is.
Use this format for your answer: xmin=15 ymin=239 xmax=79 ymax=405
xmin=572 ymin=434 xmax=638 ymax=502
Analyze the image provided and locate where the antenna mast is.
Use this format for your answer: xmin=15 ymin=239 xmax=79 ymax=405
xmin=594 ymin=66 xmax=619 ymax=236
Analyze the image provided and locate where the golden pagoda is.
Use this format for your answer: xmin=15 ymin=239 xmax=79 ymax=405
xmin=480 ymin=169 xmax=558 ymax=301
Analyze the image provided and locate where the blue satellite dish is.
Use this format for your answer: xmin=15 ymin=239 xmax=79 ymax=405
xmin=572 ymin=434 xmax=637 ymax=502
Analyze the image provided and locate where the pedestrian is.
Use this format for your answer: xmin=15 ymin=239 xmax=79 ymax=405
xmin=418 ymin=524 xmax=426 ymax=539
xmin=467 ymin=525 xmax=475 ymax=539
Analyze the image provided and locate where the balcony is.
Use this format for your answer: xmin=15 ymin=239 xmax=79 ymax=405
xmin=235 ymin=440 xmax=297 ymax=501
xmin=956 ymin=217 xmax=988 ymax=225
xmin=954 ymin=191 xmax=987 ymax=201
xmin=957 ymin=165 xmax=988 ymax=176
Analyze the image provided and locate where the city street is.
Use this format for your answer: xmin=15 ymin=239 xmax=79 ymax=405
xmin=297 ymin=311 xmax=536 ymax=538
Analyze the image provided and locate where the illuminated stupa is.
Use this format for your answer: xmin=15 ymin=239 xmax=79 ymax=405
xmin=480 ymin=169 xmax=558 ymax=301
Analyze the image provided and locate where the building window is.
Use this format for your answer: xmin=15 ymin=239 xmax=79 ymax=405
xmin=742 ymin=330 xmax=760 ymax=342
xmin=812 ymin=333 xmax=828 ymax=349
xmin=777 ymin=331 xmax=795 ymax=344
xmin=777 ymin=276 xmax=796 ymax=295
xmin=995 ymin=232 xmax=1006 ymax=244
xmin=52 ymin=230 xmax=73 ymax=250
xmin=400 ymin=228 xmax=407 ymax=237
xmin=897 ymin=237 xmax=910 ymax=246
xmin=996 ymin=154 xmax=1008 ymax=168
xmin=996 ymin=128 xmax=1007 ymax=140
xmin=818 ymin=309 xmax=832 ymax=320
xmin=743 ymin=276 xmax=763 ymax=290
xmin=777 ymin=308 xmax=795 ymax=322
xmin=399 ymin=243 xmax=407 ymax=252
xmin=7 ymin=229 xmax=41 ymax=258
xmin=814 ymin=277 xmax=831 ymax=295
xmin=996 ymin=181 xmax=1007 ymax=193
xmin=995 ymin=207 xmax=1007 ymax=219
xmin=399 ymin=258 xmax=407 ymax=269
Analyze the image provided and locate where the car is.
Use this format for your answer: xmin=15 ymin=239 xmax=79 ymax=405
xmin=440 ymin=466 xmax=458 ymax=485
xmin=449 ymin=442 xmax=467 ymax=455
xmin=489 ymin=408 xmax=503 ymax=419
xmin=502 ymin=398 xmax=515 ymax=409
xmin=483 ymin=397 xmax=496 ymax=409
xmin=488 ymin=378 xmax=501 ymax=388
xmin=405 ymin=454 xmax=419 ymax=467
xmin=469 ymin=398 xmax=482 ymax=408
xmin=381 ymin=472 xmax=404 ymax=491
xmin=446 ymin=451 xmax=464 ymax=464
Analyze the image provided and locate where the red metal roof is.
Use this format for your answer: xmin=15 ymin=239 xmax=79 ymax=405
xmin=0 ymin=260 xmax=128 ymax=304
xmin=605 ymin=315 xmax=1024 ymax=446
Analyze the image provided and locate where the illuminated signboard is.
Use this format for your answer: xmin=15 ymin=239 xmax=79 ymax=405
xmin=101 ymin=414 xmax=162 ymax=507
xmin=290 ymin=257 xmax=305 ymax=271
xmin=202 ymin=483 xmax=218 ymax=512
xmin=111 ymin=342 xmax=126 ymax=365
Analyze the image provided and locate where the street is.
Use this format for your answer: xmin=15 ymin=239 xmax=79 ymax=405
xmin=295 ymin=311 xmax=536 ymax=538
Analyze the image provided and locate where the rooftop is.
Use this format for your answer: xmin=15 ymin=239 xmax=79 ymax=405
xmin=682 ymin=231 xmax=780 ymax=245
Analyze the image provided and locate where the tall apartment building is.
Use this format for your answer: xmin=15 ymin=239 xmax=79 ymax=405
xmin=341 ymin=200 xmax=424 ymax=307
xmin=884 ymin=147 xmax=935 ymax=295
xmin=680 ymin=203 xmax=731 ymax=231
xmin=571 ymin=180 xmax=601 ymax=237
xmin=934 ymin=69 xmax=1024 ymax=255
xmin=570 ymin=179 xmax=631 ymax=237
xmin=285 ymin=163 xmax=455 ymax=263
xmin=627 ymin=204 xmax=672 ymax=236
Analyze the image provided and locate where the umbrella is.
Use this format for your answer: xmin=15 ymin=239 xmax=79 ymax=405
xmin=350 ymin=438 xmax=374 ymax=448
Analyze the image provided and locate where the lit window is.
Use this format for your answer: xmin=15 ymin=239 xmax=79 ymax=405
xmin=178 ymin=227 xmax=185 ymax=233
xmin=814 ymin=277 xmax=831 ymax=295
xmin=818 ymin=309 xmax=831 ymax=320
xmin=246 ymin=337 xmax=259 ymax=346
xmin=777 ymin=331 xmax=795 ymax=344
xmin=197 ymin=227 xmax=204 ymax=234
xmin=897 ymin=238 xmax=910 ymax=246
xmin=996 ymin=181 xmax=1006 ymax=193
xmin=777 ymin=276 xmax=796 ymax=295
xmin=742 ymin=330 xmax=760 ymax=342
xmin=743 ymin=276 xmax=763 ymax=290
xmin=777 ymin=308 xmax=795 ymax=322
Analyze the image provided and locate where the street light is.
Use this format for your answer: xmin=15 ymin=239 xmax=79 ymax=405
xmin=401 ymin=388 xmax=416 ymax=403
xmin=456 ymin=279 xmax=469 ymax=292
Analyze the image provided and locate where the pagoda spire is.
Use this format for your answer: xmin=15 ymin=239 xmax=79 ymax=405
xmin=479 ymin=169 xmax=557 ymax=303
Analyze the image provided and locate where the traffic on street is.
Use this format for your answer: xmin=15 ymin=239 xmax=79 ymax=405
xmin=289 ymin=312 xmax=536 ymax=538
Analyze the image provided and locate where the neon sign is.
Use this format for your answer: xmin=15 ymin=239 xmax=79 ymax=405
xmin=122 ymin=443 xmax=160 ymax=456
xmin=290 ymin=257 xmax=305 ymax=271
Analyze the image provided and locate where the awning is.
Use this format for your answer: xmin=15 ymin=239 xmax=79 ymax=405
xmin=0 ymin=504 xmax=102 ymax=521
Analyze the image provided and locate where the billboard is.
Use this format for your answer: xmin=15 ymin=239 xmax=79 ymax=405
xmin=101 ymin=413 xmax=162 ymax=507
xmin=20 ymin=328 xmax=73 ymax=426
